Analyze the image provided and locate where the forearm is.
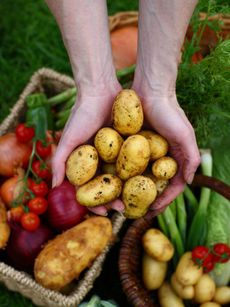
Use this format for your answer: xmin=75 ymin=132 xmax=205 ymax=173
xmin=133 ymin=0 xmax=198 ymax=96
xmin=45 ymin=0 xmax=117 ymax=95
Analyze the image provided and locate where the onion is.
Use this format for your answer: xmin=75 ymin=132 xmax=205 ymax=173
xmin=0 ymin=133 xmax=31 ymax=177
xmin=47 ymin=180 xmax=88 ymax=231
xmin=6 ymin=223 xmax=53 ymax=271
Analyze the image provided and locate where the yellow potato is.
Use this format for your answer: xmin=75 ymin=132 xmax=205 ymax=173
xmin=194 ymin=274 xmax=216 ymax=303
xmin=143 ymin=171 xmax=168 ymax=195
xmin=213 ymin=286 xmax=230 ymax=305
xmin=142 ymin=253 xmax=167 ymax=290
xmin=66 ymin=145 xmax=98 ymax=186
xmin=152 ymin=156 xmax=178 ymax=180
xmin=171 ymin=273 xmax=195 ymax=300
xmin=175 ymin=252 xmax=203 ymax=286
xmin=122 ymin=176 xmax=157 ymax=219
xmin=138 ymin=130 xmax=168 ymax=160
xmin=101 ymin=163 xmax=117 ymax=175
xmin=34 ymin=216 xmax=112 ymax=290
xmin=0 ymin=201 xmax=10 ymax=249
xmin=94 ymin=127 xmax=123 ymax=163
xmin=142 ymin=228 xmax=174 ymax=262
xmin=112 ymin=89 xmax=143 ymax=135
xmin=158 ymin=281 xmax=185 ymax=307
xmin=116 ymin=135 xmax=150 ymax=180
xmin=76 ymin=174 xmax=122 ymax=207
xmin=200 ymin=303 xmax=221 ymax=307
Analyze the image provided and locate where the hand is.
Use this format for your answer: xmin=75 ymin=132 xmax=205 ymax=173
xmin=52 ymin=82 xmax=124 ymax=216
xmin=133 ymin=89 xmax=200 ymax=214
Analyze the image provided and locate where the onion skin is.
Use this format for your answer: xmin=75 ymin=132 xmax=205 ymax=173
xmin=0 ymin=133 xmax=31 ymax=177
xmin=47 ymin=180 xmax=88 ymax=231
xmin=6 ymin=223 xmax=53 ymax=271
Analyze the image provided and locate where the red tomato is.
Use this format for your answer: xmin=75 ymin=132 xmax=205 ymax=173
xmin=28 ymin=197 xmax=48 ymax=215
xmin=32 ymin=160 xmax=50 ymax=179
xmin=15 ymin=123 xmax=35 ymax=143
xmin=213 ymin=243 xmax=230 ymax=263
xmin=21 ymin=212 xmax=40 ymax=231
xmin=192 ymin=246 xmax=209 ymax=265
xmin=8 ymin=206 xmax=24 ymax=222
xmin=202 ymin=253 xmax=215 ymax=272
xmin=29 ymin=179 xmax=49 ymax=197
xmin=36 ymin=140 xmax=52 ymax=158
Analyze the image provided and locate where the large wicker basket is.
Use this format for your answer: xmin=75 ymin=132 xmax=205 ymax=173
xmin=0 ymin=68 xmax=126 ymax=307
xmin=119 ymin=174 xmax=230 ymax=307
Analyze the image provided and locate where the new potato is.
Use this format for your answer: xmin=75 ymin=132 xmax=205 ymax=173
xmin=152 ymin=156 xmax=178 ymax=180
xmin=171 ymin=273 xmax=195 ymax=300
xmin=122 ymin=176 xmax=157 ymax=219
xmin=158 ymin=282 xmax=185 ymax=307
xmin=213 ymin=286 xmax=230 ymax=305
xmin=66 ymin=145 xmax=98 ymax=186
xmin=112 ymin=89 xmax=144 ymax=135
xmin=34 ymin=216 xmax=112 ymax=290
xmin=116 ymin=135 xmax=150 ymax=180
xmin=76 ymin=174 xmax=122 ymax=207
xmin=200 ymin=303 xmax=221 ymax=307
xmin=142 ymin=253 xmax=167 ymax=290
xmin=138 ymin=130 xmax=168 ymax=160
xmin=194 ymin=274 xmax=216 ymax=304
xmin=0 ymin=201 xmax=10 ymax=249
xmin=94 ymin=127 xmax=123 ymax=163
xmin=142 ymin=228 xmax=174 ymax=262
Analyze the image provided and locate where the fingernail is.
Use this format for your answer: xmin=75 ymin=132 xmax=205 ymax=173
xmin=187 ymin=173 xmax=194 ymax=184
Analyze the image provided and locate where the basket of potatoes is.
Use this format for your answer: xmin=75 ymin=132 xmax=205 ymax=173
xmin=66 ymin=89 xmax=177 ymax=219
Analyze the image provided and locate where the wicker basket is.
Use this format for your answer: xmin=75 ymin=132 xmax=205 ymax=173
xmin=0 ymin=68 xmax=126 ymax=307
xmin=119 ymin=174 xmax=230 ymax=307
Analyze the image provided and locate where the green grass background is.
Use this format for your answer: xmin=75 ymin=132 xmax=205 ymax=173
xmin=0 ymin=0 xmax=229 ymax=306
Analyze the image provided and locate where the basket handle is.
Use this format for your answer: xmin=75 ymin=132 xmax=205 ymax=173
xmin=144 ymin=174 xmax=230 ymax=223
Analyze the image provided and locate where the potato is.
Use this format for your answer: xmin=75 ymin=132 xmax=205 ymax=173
xmin=158 ymin=281 xmax=185 ymax=307
xmin=152 ymin=156 xmax=178 ymax=180
xmin=171 ymin=273 xmax=195 ymax=300
xmin=76 ymin=174 xmax=122 ymax=207
xmin=175 ymin=252 xmax=203 ymax=286
xmin=143 ymin=171 xmax=168 ymax=195
xmin=0 ymin=201 xmax=10 ymax=249
xmin=142 ymin=228 xmax=174 ymax=262
xmin=138 ymin=130 xmax=168 ymax=160
xmin=200 ymin=303 xmax=221 ymax=307
xmin=213 ymin=286 xmax=230 ymax=305
xmin=122 ymin=176 xmax=157 ymax=219
xmin=194 ymin=274 xmax=216 ymax=303
xmin=112 ymin=89 xmax=143 ymax=135
xmin=66 ymin=145 xmax=98 ymax=186
xmin=142 ymin=253 xmax=167 ymax=290
xmin=101 ymin=163 xmax=117 ymax=175
xmin=34 ymin=216 xmax=112 ymax=290
xmin=94 ymin=127 xmax=123 ymax=163
xmin=116 ymin=135 xmax=150 ymax=180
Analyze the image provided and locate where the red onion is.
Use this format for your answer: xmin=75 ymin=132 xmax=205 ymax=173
xmin=6 ymin=223 xmax=53 ymax=271
xmin=47 ymin=180 xmax=88 ymax=231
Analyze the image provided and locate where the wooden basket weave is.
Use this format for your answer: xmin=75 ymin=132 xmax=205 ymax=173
xmin=119 ymin=174 xmax=230 ymax=307
xmin=0 ymin=68 xmax=126 ymax=307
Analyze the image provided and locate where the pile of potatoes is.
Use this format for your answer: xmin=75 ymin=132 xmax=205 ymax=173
xmin=66 ymin=89 xmax=178 ymax=218
xmin=141 ymin=228 xmax=230 ymax=307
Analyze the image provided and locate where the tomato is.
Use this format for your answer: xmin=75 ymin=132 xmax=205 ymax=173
xmin=32 ymin=160 xmax=50 ymax=179
xmin=192 ymin=246 xmax=209 ymax=265
xmin=28 ymin=197 xmax=48 ymax=215
xmin=29 ymin=179 xmax=49 ymax=197
xmin=36 ymin=140 xmax=52 ymax=158
xmin=21 ymin=212 xmax=40 ymax=231
xmin=202 ymin=253 xmax=215 ymax=272
xmin=15 ymin=123 xmax=35 ymax=143
xmin=213 ymin=243 xmax=230 ymax=263
xmin=8 ymin=206 xmax=24 ymax=222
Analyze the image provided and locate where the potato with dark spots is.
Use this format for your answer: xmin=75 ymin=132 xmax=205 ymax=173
xmin=152 ymin=156 xmax=178 ymax=180
xmin=94 ymin=127 xmax=123 ymax=163
xmin=66 ymin=145 xmax=98 ymax=186
xmin=122 ymin=175 xmax=157 ymax=219
xmin=34 ymin=216 xmax=112 ymax=290
xmin=112 ymin=89 xmax=143 ymax=135
xmin=138 ymin=130 xmax=169 ymax=160
xmin=76 ymin=174 xmax=122 ymax=207
xmin=116 ymin=135 xmax=150 ymax=180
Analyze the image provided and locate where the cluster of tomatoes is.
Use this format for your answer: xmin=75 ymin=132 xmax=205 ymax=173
xmin=9 ymin=123 xmax=54 ymax=231
xmin=192 ymin=243 xmax=230 ymax=273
